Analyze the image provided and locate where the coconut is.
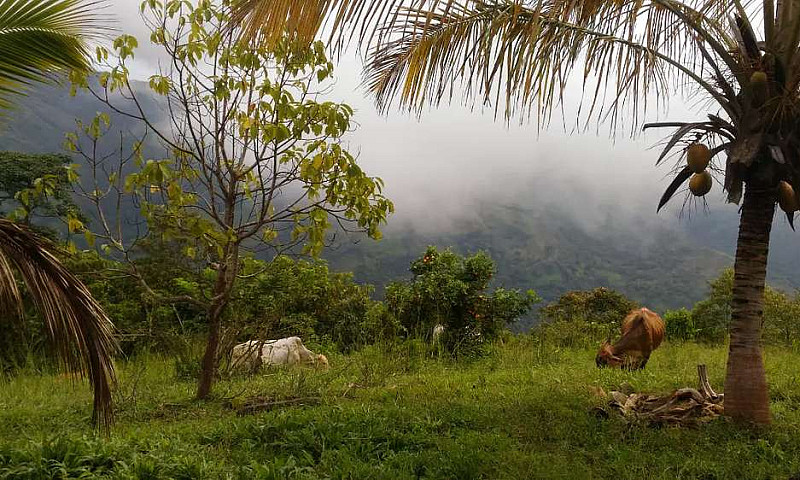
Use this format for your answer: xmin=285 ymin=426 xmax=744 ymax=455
xmin=778 ymin=181 xmax=799 ymax=213
xmin=750 ymin=71 xmax=768 ymax=86
xmin=686 ymin=144 xmax=711 ymax=173
xmin=689 ymin=172 xmax=713 ymax=197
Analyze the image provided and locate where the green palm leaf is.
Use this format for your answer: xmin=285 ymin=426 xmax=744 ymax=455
xmin=0 ymin=0 xmax=107 ymax=109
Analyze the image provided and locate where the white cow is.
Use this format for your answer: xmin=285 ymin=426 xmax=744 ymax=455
xmin=231 ymin=337 xmax=329 ymax=371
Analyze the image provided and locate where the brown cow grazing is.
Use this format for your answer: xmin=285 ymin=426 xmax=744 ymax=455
xmin=595 ymin=308 xmax=665 ymax=370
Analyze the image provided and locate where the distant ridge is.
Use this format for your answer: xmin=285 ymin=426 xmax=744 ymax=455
xmin=0 ymin=82 xmax=797 ymax=327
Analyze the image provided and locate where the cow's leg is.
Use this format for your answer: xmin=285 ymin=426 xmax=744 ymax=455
xmin=638 ymin=354 xmax=651 ymax=370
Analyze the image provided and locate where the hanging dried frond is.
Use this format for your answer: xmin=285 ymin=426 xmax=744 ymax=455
xmin=0 ymin=219 xmax=117 ymax=429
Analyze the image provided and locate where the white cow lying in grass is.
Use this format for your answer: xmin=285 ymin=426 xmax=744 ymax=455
xmin=231 ymin=337 xmax=329 ymax=371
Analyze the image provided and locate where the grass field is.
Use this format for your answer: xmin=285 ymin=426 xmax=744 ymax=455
xmin=1 ymin=337 xmax=800 ymax=479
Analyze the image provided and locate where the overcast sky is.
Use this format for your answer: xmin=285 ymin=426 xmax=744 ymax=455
xmin=105 ymin=0 xmax=730 ymax=231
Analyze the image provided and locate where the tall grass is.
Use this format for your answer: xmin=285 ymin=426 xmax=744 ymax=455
xmin=1 ymin=337 xmax=800 ymax=479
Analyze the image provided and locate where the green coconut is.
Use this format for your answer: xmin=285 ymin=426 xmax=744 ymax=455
xmin=689 ymin=171 xmax=713 ymax=197
xmin=686 ymin=143 xmax=711 ymax=174
xmin=778 ymin=181 xmax=799 ymax=213
xmin=750 ymin=71 xmax=768 ymax=86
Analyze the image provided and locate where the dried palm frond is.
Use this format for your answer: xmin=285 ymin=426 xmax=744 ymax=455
xmin=0 ymin=219 xmax=117 ymax=429
xmin=234 ymin=1 xmax=750 ymax=127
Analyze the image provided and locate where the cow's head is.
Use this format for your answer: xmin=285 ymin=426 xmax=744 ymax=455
xmin=316 ymin=354 xmax=330 ymax=369
xmin=595 ymin=342 xmax=623 ymax=368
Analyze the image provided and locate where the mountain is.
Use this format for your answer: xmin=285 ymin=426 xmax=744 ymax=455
xmin=0 ymin=82 xmax=797 ymax=323
xmin=325 ymin=202 xmax=734 ymax=312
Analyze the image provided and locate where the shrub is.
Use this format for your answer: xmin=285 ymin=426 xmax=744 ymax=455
xmin=690 ymin=269 xmax=732 ymax=344
xmin=762 ymin=286 xmax=800 ymax=347
xmin=664 ymin=308 xmax=697 ymax=341
xmin=228 ymin=256 xmax=382 ymax=352
xmin=535 ymin=287 xmax=638 ymax=347
xmin=385 ymin=246 xmax=539 ymax=355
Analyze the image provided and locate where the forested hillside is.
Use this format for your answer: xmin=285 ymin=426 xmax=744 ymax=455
xmin=325 ymin=203 xmax=735 ymax=316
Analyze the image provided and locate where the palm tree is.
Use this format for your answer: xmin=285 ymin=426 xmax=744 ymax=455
xmin=0 ymin=0 xmax=116 ymax=428
xmin=235 ymin=0 xmax=800 ymax=425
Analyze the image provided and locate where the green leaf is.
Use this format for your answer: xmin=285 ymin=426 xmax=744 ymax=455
xmin=67 ymin=216 xmax=84 ymax=233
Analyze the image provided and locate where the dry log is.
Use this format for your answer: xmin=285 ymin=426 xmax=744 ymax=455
xmin=604 ymin=364 xmax=724 ymax=425
xmin=697 ymin=364 xmax=723 ymax=403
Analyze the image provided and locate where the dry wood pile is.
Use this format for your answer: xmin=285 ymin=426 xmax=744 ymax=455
xmin=606 ymin=365 xmax=724 ymax=425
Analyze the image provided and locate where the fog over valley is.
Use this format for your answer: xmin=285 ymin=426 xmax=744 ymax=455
xmin=2 ymin=0 xmax=798 ymax=314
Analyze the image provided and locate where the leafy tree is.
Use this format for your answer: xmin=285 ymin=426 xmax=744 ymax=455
xmin=0 ymin=0 xmax=116 ymax=429
xmin=537 ymin=287 xmax=639 ymax=347
xmin=386 ymin=246 xmax=539 ymax=354
xmin=0 ymin=151 xmax=81 ymax=230
xmin=66 ymin=0 xmax=392 ymax=399
xmin=234 ymin=0 xmax=800 ymax=424
xmin=691 ymin=268 xmax=800 ymax=346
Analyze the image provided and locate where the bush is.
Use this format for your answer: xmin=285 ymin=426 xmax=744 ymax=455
xmin=228 ymin=256 xmax=383 ymax=352
xmin=690 ymin=269 xmax=732 ymax=344
xmin=535 ymin=287 xmax=638 ymax=347
xmin=762 ymin=286 xmax=800 ymax=347
xmin=664 ymin=308 xmax=697 ymax=341
xmin=385 ymin=246 xmax=539 ymax=356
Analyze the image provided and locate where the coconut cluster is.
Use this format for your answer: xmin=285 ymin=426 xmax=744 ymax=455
xmin=686 ymin=143 xmax=712 ymax=197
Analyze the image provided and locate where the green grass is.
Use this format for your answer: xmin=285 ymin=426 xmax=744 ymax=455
xmin=1 ymin=338 xmax=800 ymax=479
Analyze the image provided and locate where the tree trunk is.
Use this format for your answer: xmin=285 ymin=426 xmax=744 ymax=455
xmin=724 ymin=184 xmax=775 ymax=425
xmin=196 ymin=243 xmax=239 ymax=400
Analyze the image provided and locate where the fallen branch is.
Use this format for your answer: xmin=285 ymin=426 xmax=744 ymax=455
xmin=697 ymin=364 xmax=723 ymax=403
xmin=233 ymin=396 xmax=322 ymax=416
xmin=605 ymin=364 xmax=724 ymax=425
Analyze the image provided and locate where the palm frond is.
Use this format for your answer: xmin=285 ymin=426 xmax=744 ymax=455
xmin=235 ymin=0 xmax=800 ymax=131
xmin=657 ymin=166 xmax=693 ymax=212
xmin=232 ymin=0 xmax=405 ymax=49
xmin=0 ymin=219 xmax=117 ymax=429
xmin=360 ymin=1 xmax=745 ymax=130
xmin=0 ymin=0 xmax=108 ymax=108
xmin=644 ymin=119 xmax=735 ymax=165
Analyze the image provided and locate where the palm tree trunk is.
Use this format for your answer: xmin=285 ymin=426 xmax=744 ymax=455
xmin=724 ymin=185 xmax=775 ymax=425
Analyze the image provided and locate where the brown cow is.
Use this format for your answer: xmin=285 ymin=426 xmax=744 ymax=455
xmin=595 ymin=308 xmax=665 ymax=370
